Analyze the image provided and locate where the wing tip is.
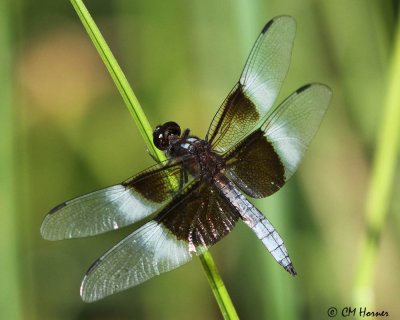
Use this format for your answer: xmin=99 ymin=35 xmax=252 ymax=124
xmin=80 ymin=283 xmax=94 ymax=303
xmin=85 ymin=257 xmax=103 ymax=276
xmin=40 ymin=216 xmax=56 ymax=240
xmin=261 ymin=19 xmax=274 ymax=34
xmin=48 ymin=202 xmax=67 ymax=215
xmin=80 ymin=258 xmax=103 ymax=303
xmin=262 ymin=15 xmax=296 ymax=34
xmin=296 ymin=84 xmax=312 ymax=94
xmin=40 ymin=202 xmax=69 ymax=240
xmin=296 ymin=83 xmax=333 ymax=97
xmin=39 ymin=224 xmax=49 ymax=240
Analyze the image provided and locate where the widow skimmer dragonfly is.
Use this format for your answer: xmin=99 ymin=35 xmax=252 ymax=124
xmin=41 ymin=16 xmax=331 ymax=302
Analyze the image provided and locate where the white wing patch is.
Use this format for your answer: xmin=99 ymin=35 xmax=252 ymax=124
xmin=80 ymin=221 xmax=193 ymax=303
xmin=263 ymin=84 xmax=332 ymax=180
xmin=105 ymin=185 xmax=160 ymax=228
xmin=41 ymin=185 xmax=166 ymax=240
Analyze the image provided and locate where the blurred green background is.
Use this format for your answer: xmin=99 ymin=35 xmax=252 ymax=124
xmin=1 ymin=0 xmax=400 ymax=319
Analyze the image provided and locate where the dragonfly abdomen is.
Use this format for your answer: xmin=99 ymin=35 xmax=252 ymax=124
xmin=215 ymin=174 xmax=297 ymax=275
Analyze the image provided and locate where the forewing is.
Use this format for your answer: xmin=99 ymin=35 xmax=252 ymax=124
xmin=41 ymin=160 xmax=194 ymax=240
xmin=207 ymin=16 xmax=296 ymax=153
xmin=80 ymin=181 xmax=240 ymax=302
xmin=225 ymin=84 xmax=331 ymax=198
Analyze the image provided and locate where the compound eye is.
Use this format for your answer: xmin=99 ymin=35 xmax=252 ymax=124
xmin=164 ymin=121 xmax=181 ymax=137
xmin=153 ymin=125 xmax=168 ymax=150
xmin=152 ymin=122 xmax=181 ymax=151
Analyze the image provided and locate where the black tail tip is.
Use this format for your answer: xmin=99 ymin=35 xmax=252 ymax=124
xmin=286 ymin=264 xmax=297 ymax=276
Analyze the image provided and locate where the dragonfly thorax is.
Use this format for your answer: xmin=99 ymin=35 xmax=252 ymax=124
xmin=168 ymin=136 xmax=225 ymax=183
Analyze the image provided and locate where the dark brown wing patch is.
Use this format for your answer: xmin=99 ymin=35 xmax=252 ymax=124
xmin=224 ymin=129 xmax=285 ymax=198
xmin=155 ymin=181 xmax=240 ymax=248
xmin=207 ymin=84 xmax=259 ymax=153
xmin=122 ymin=161 xmax=184 ymax=203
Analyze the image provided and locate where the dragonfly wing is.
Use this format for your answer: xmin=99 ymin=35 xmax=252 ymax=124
xmin=224 ymin=84 xmax=331 ymax=198
xmin=207 ymin=16 xmax=296 ymax=153
xmin=41 ymin=160 xmax=194 ymax=240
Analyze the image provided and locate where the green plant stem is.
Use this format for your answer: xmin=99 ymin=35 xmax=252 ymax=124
xmin=353 ymin=10 xmax=400 ymax=306
xmin=70 ymin=0 xmax=163 ymax=162
xmin=69 ymin=1 xmax=238 ymax=318
xmin=199 ymin=250 xmax=239 ymax=320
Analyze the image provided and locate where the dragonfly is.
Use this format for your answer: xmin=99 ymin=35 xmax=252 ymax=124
xmin=41 ymin=16 xmax=331 ymax=303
